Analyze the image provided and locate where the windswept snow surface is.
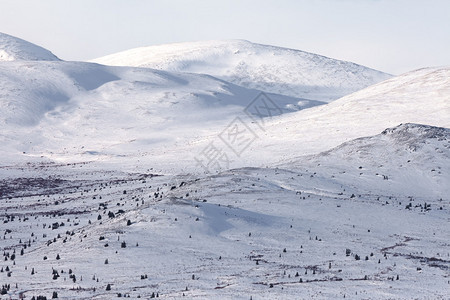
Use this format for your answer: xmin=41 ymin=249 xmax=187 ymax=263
xmin=0 ymin=32 xmax=60 ymax=62
xmin=92 ymin=40 xmax=391 ymax=102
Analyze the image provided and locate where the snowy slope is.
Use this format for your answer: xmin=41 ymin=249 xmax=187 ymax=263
xmin=0 ymin=32 xmax=60 ymax=61
xmin=0 ymin=132 xmax=448 ymax=298
xmin=0 ymin=34 xmax=448 ymax=300
xmin=0 ymin=60 xmax=321 ymax=167
xmin=282 ymin=123 xmax=450 ymax=199
xmin=245 ymin=66 xmax=450 ymax=168
xmin=0 ymin=63 xmax=448 ymax=174
xmin=92 ymin=40 xmax=391 ymax=102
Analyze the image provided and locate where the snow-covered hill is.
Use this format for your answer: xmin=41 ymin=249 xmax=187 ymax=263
xmin=283 ymin=123 xmax=450 ymax=199
xmin=92 ymin=40 xmax=392 ymax=102
xmin=0 ymin=61 xmax=448 ymax=174
xmin=0 ymin=32 xmax=60 ymax=61
xmin=247 ymin=66 xmax=450 ymax=168
xmin=0 ymin=33 xmax=449 ymax=300
xmin=0 ymin=60 xmax=322 ymax=166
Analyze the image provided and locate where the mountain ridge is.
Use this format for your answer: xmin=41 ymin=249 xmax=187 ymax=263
xmin=92 ymin=39 xmax=392 ymax=102
xmin=0 ymin=32 xmax=60 ymax=61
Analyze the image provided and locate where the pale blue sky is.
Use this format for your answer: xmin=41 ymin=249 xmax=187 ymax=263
xmin=0 ymin=0 xmax=449 ymax=74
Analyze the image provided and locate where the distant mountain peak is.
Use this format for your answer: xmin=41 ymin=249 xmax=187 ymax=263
xmin=92 ymin=40 xmax=392 ymax=102
xmin=0 ymin=32 xmax=60 ymax=62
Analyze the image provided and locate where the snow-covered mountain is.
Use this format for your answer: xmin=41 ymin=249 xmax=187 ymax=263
xmin=0 ymin=32 xmax=60 ymax=61
xmin=0 ymin=59 xmax=323 ymax=167
xmin=2 ymin=33 xmax=445 ymax=173
xmin=0 ymin=33 xmax=449 ymax=300
xmin=92 ymin=40 xmax=392 ymax=102
xmin=248 ymin=66 xmax=450 ymax=167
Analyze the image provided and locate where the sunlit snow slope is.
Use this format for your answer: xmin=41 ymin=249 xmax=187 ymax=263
xmin=92 ymin=40 xmax=391 ymax=102
xmin=249 ymin=66 xmax=450 ymax=167
xmin=0 ymin=32 xmax=59 ymax=61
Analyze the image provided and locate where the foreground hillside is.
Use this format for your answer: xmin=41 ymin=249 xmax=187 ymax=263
xmin=0 ymin=124 xmax=448 ymax=299
xmin=92 ymin=40 xmax=391 ymax=102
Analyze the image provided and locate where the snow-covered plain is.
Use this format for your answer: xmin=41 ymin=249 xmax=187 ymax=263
xmin=0 ymin=33 xmax=449 ymax=299
xmin=92 ymin=40 xmax=392 ymax=102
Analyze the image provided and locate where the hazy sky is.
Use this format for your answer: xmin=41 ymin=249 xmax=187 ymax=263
xmin=1 ymin=0 xmax=449 ymax=74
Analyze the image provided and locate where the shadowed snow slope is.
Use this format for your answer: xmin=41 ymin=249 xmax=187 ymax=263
xmin=0 ymin=32 xmax=60 ymax=61
xmin=92 ymin=40 xmax=391 ymax=102
xmin=0 ymin=60 xmax=320 ymax=165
